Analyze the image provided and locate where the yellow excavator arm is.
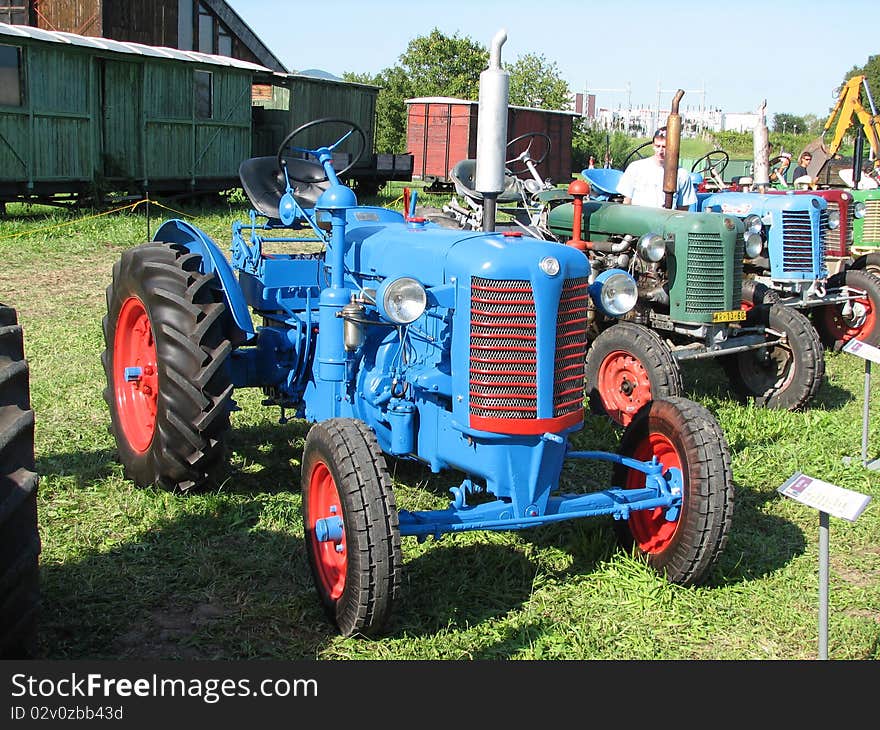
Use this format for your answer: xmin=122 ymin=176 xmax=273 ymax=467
xmin=822 ymin=75 xmax=880 ymax=164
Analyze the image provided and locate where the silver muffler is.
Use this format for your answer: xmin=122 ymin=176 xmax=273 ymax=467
xmin=475 ymin=29 xmax=509 ymax=232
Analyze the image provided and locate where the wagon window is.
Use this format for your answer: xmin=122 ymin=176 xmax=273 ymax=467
xmin=194 ymin=70 xmax=213 ymax=119
xmin=0 ymin=44 xmax=22 ymax=107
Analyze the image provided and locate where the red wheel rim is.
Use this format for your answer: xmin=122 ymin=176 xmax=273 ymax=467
xmin=821 ymin=289 xmax=877 ymax=343
xmin=597 ymin=350 xmax=653 ymax=427
xmin=307 ymin=461 xmax=347 ymax=600
xmin=113 ymin=297 xmax=159 ymax=453
xmin=624 ymin=431 xmax=682 ymax=553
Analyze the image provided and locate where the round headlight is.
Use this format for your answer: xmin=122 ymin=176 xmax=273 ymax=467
xmin=377 ymin=277 xmax=427 ymax=324
xmin=589 ymin=269 xmax=638 ymax=317
xmin=743 ymin=214 xmax=763 ymax=236
xmin=744 ymin=233 xmax=764 ymax=259
xmin=637 ymin=233 xmax=666 ymax=263
xmin=854 ymin=201 xmax=867 ymax=219
xmin=827 ymin=209 xmax=840 ymax=230
xmin=539 ymin=256 xmax=560 ymax=276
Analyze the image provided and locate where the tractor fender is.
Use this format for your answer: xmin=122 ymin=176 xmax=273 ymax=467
xmin=153 ymin=219 xmax=255 ymax=338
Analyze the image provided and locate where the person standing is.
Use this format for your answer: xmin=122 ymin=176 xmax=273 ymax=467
xmin=617 ymin=127 xmax=696 ymax=210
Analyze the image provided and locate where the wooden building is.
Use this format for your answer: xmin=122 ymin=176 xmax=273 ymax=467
xmin=405 ymin=96 xmax=579 ymax=189
xmin=0 ymin=0 xmax=286 ymax=71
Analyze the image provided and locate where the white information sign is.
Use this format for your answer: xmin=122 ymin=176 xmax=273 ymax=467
xmin=778 ymin=472 xmax=872 ymax=522
xmin=842 ymin=338 xmax=880 ymax=364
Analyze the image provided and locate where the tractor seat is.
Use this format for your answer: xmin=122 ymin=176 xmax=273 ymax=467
xmin=449 ymin=159 xmax=523 ymax=204
xmin=238 ymin=156 xmax=330 ymax=220
xmin=581 ymin=168 xmax=623 ymax=199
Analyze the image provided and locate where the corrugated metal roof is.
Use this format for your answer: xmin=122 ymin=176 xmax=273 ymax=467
xmin=0 ymin=21 xmax=273 ymax=73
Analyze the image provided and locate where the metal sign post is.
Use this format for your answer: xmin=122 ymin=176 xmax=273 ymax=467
xmin=841 ymin=339 xmax=880 ymax=470
xmin=778 ymin=472 xmax=872 ymax=659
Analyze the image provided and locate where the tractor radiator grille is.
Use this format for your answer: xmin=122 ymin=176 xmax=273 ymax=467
xmin=822 ymin=202 xmax=853 ymax=253
xmin=781 ymin=210 xmax=819 ymax=272
xmin=864 ymin=199 xmax=880 ymax=245
xmin=469 ymin=276 xmax=589 ymax=423
xmin=685 ymin=232 xmax=734 ymax=312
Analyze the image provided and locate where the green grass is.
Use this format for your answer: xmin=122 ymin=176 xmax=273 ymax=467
xmin=3 ymin=184 xmax=879 ymax=660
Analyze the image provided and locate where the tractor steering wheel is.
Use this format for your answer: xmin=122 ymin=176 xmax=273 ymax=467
xmin=504 ymin=132 xmax=551 ymax=174
xmin=621 ymin=140 xmax=654 ymax=170
xmin=690 ymin=150 xmax=730 ymax=178
xmin=276 ymin=117 xmax=367 ymax=183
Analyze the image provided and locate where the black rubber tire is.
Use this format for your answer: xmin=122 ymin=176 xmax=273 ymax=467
xmin=612 ymin=397 xmax=734 ymax=586
xmin=721 ymin=303 xmax=825 ymax=410
xmin=740 ymin=279 xmax=781 ymax=307
xmin=0 ymin=305 xmax=40 ymax=658
xmin=301 ymin=418 xmax=402 ymax=637
xmin=812 ymin=267 xmax=880 ymax=352
xmin=584 ymin=322 xmax=683 ymax=427
xmin=850 ymin=252 xmax=880 ymax=278
xmin=101 ymin=241 xmax=234 ymax=491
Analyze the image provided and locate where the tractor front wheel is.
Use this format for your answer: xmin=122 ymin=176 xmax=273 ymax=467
xmin=101 ymin=241 xmax=234 ymax=491
xmin=813 ymin=268 xmax=880 ymax=351
xmin=721 ymin=303 xmax=825 ymax=410
xmin=612 ymin=397 xmax=734 ymax=585
xmin=584 ymin=322 xmax=682 ymax=427
xmin=301 ymin=418 xmax=402 ymax=637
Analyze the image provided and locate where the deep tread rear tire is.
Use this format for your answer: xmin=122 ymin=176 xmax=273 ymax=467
xmin=301 ymin=419 xmax=402 ymax=637
xmin=813 ymin=268 xmax=880 ymax=351
xmin=101 ymin=241 xmax=233 ymax=491
xmin=721 ymin=303 xmax=825 ymax=409
xmin=612 ymin=397 xmax=734 ymax=586
xmin=585 ymin=322 xmax=682 ymax=427
xmin=0 ymin=305 xmax=40 ymax=658
xmin=740 ymin=279 xmax=781 ymax=309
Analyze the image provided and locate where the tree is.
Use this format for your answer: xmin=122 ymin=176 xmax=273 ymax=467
xmin=772 ymin=113 xmax=806 ymax=135
xmin=842 ymin=54 xmax=880 ymax=111
xmin=506 ymin=53 xmax=572 ymax=110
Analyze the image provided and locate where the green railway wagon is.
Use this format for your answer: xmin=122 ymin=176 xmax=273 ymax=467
xmin=0 ymin=21 xmax=272 ymax=205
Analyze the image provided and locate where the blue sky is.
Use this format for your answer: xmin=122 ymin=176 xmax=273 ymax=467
xmin=226 ymin=0 xmax=877 ymax=119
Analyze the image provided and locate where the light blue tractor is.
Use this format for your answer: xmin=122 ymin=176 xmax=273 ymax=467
xmin=100 ymin=32 xmax=734 ymax=636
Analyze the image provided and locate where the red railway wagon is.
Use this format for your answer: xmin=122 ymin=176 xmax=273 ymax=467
xmin=405 ymin=96 xmax=578 ymax=190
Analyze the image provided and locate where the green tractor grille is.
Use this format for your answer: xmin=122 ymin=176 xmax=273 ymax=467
xmin=864 ymin=198 xmax=880 ymax=245
xmin=685 ymin=232 xmax=739 ymax=313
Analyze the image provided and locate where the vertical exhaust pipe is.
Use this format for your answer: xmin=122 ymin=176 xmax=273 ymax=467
xmin=475 ymin=29 xmax=509 ymax=231
xmin=663 ymin=89 xmax=684 ymax=209
xmin=753 ymin=100 xmax=770 ymax=191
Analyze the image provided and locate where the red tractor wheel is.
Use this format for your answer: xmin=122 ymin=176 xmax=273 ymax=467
xmin=585 ymin=322 xmax=682 ymax=427
xmin=814 ymin=268 xmax=880 ymax=351
xmin=612 ymin=397 xmax=734 ymax=585
xmin=102 ymin=241 xmax=234 ymax=491
xmin=302 ymin=418 xmax=402 ymax=637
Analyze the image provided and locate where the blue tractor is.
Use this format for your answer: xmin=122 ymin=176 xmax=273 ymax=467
xmin=101 ymin=33 xmax=734 ymax=636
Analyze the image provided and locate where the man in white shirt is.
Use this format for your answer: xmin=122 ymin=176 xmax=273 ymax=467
xmin=617 ymin=127 xmax=696 ymax=210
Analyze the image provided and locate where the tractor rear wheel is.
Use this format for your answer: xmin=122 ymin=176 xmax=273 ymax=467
xmin=850 ymin=252 xmax=880 ymax=278
xmin=101 ymin=241 xmax=234 ymax=491
xmin=0 ymin=305 xmax=40 ymax=658
xmin=612 ymin=397 xmax=734 ymax=585
xmin=301 ymin=418 xmax=402 ymax=637
xmin=585 ymin=322 xmax=682 ymax=427
xmin=721 ymin=303 xmax=825 ymax=410
xmin=813 ymin=268 xmax=880 ymax=351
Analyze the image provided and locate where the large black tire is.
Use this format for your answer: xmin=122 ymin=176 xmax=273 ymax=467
xmin=850 ymin=252 xmax=880 ymax=278
xmin=721 ymin=303 xmax=825 ymax=410
xmin=740 ymin=279 xmax=781 ymax=308
xmin=101 ymin=241 xmax=234 ymax=491
xmin=612 ymin=397 xmax=734 ymax=586
xmin=301 ymin=418 xmax=402 ymax=637
xmin=585 ymin=322 xmax=683 ymax=427
xmin=0 ymin=305 xmax=40 ymax=658
xmin=812 ymin=268 xmax=880 ymax=352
